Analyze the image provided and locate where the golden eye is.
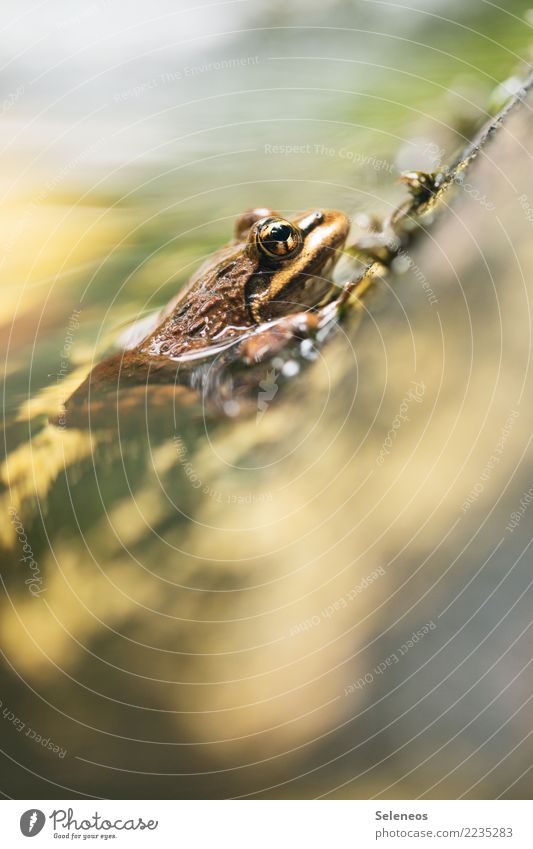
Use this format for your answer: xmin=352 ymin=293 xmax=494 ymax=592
xmin=253 ymin=217 xmax=303 ymax=262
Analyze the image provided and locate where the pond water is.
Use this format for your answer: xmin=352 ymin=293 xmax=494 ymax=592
xmin=1 ymin=0 xmax=532 ymax=799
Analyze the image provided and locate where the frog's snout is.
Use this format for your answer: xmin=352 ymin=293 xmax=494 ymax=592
xmin=298 ymin=208 xmax=350 ymax=246
xmin=324 ymin=209 xmax=350 ymax=244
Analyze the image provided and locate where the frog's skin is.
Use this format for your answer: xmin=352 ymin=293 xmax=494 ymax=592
xmin=61 ymin=207 xmax=381 ymax=424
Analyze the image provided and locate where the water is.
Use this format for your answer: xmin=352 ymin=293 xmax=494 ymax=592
xmin=1 ymin=0 xmax=532 ymax=799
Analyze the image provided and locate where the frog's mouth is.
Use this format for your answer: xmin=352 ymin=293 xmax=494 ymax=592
xmin=248 ymin=209 xmax=350 ymax=322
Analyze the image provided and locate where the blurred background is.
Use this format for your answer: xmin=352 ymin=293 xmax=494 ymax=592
xmin=1 ymin=0 xmax=533 ymax=799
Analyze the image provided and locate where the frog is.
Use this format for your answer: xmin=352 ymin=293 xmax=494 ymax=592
xmin=124 ymin=206 xmax=369 ymax=360
xmin=60 ymin=206 xmax=381 ymax=425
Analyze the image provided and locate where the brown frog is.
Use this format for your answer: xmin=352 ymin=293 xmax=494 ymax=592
xmin=61 ymin=206 xmax=380 ymax=425
xmin=124 ymin=207 xmax=353 ymax=358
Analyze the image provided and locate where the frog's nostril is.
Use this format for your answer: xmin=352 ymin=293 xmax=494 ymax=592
xmin=299 ymin=211 xmax=324 ymax=234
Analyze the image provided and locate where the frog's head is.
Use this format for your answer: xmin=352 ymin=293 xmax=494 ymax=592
xmin=238 ymin=208 xmax=350 ymax=322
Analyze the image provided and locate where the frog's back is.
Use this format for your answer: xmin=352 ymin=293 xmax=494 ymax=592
xmin=140 ymin=243 xmax=258 ymax=358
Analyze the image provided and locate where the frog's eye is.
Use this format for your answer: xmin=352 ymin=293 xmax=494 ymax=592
xmin=253 ymin=217 xmax=303 ymax=262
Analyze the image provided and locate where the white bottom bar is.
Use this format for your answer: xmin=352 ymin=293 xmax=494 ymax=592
xmin=1 ymin=799 xmax=532 ymax=848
